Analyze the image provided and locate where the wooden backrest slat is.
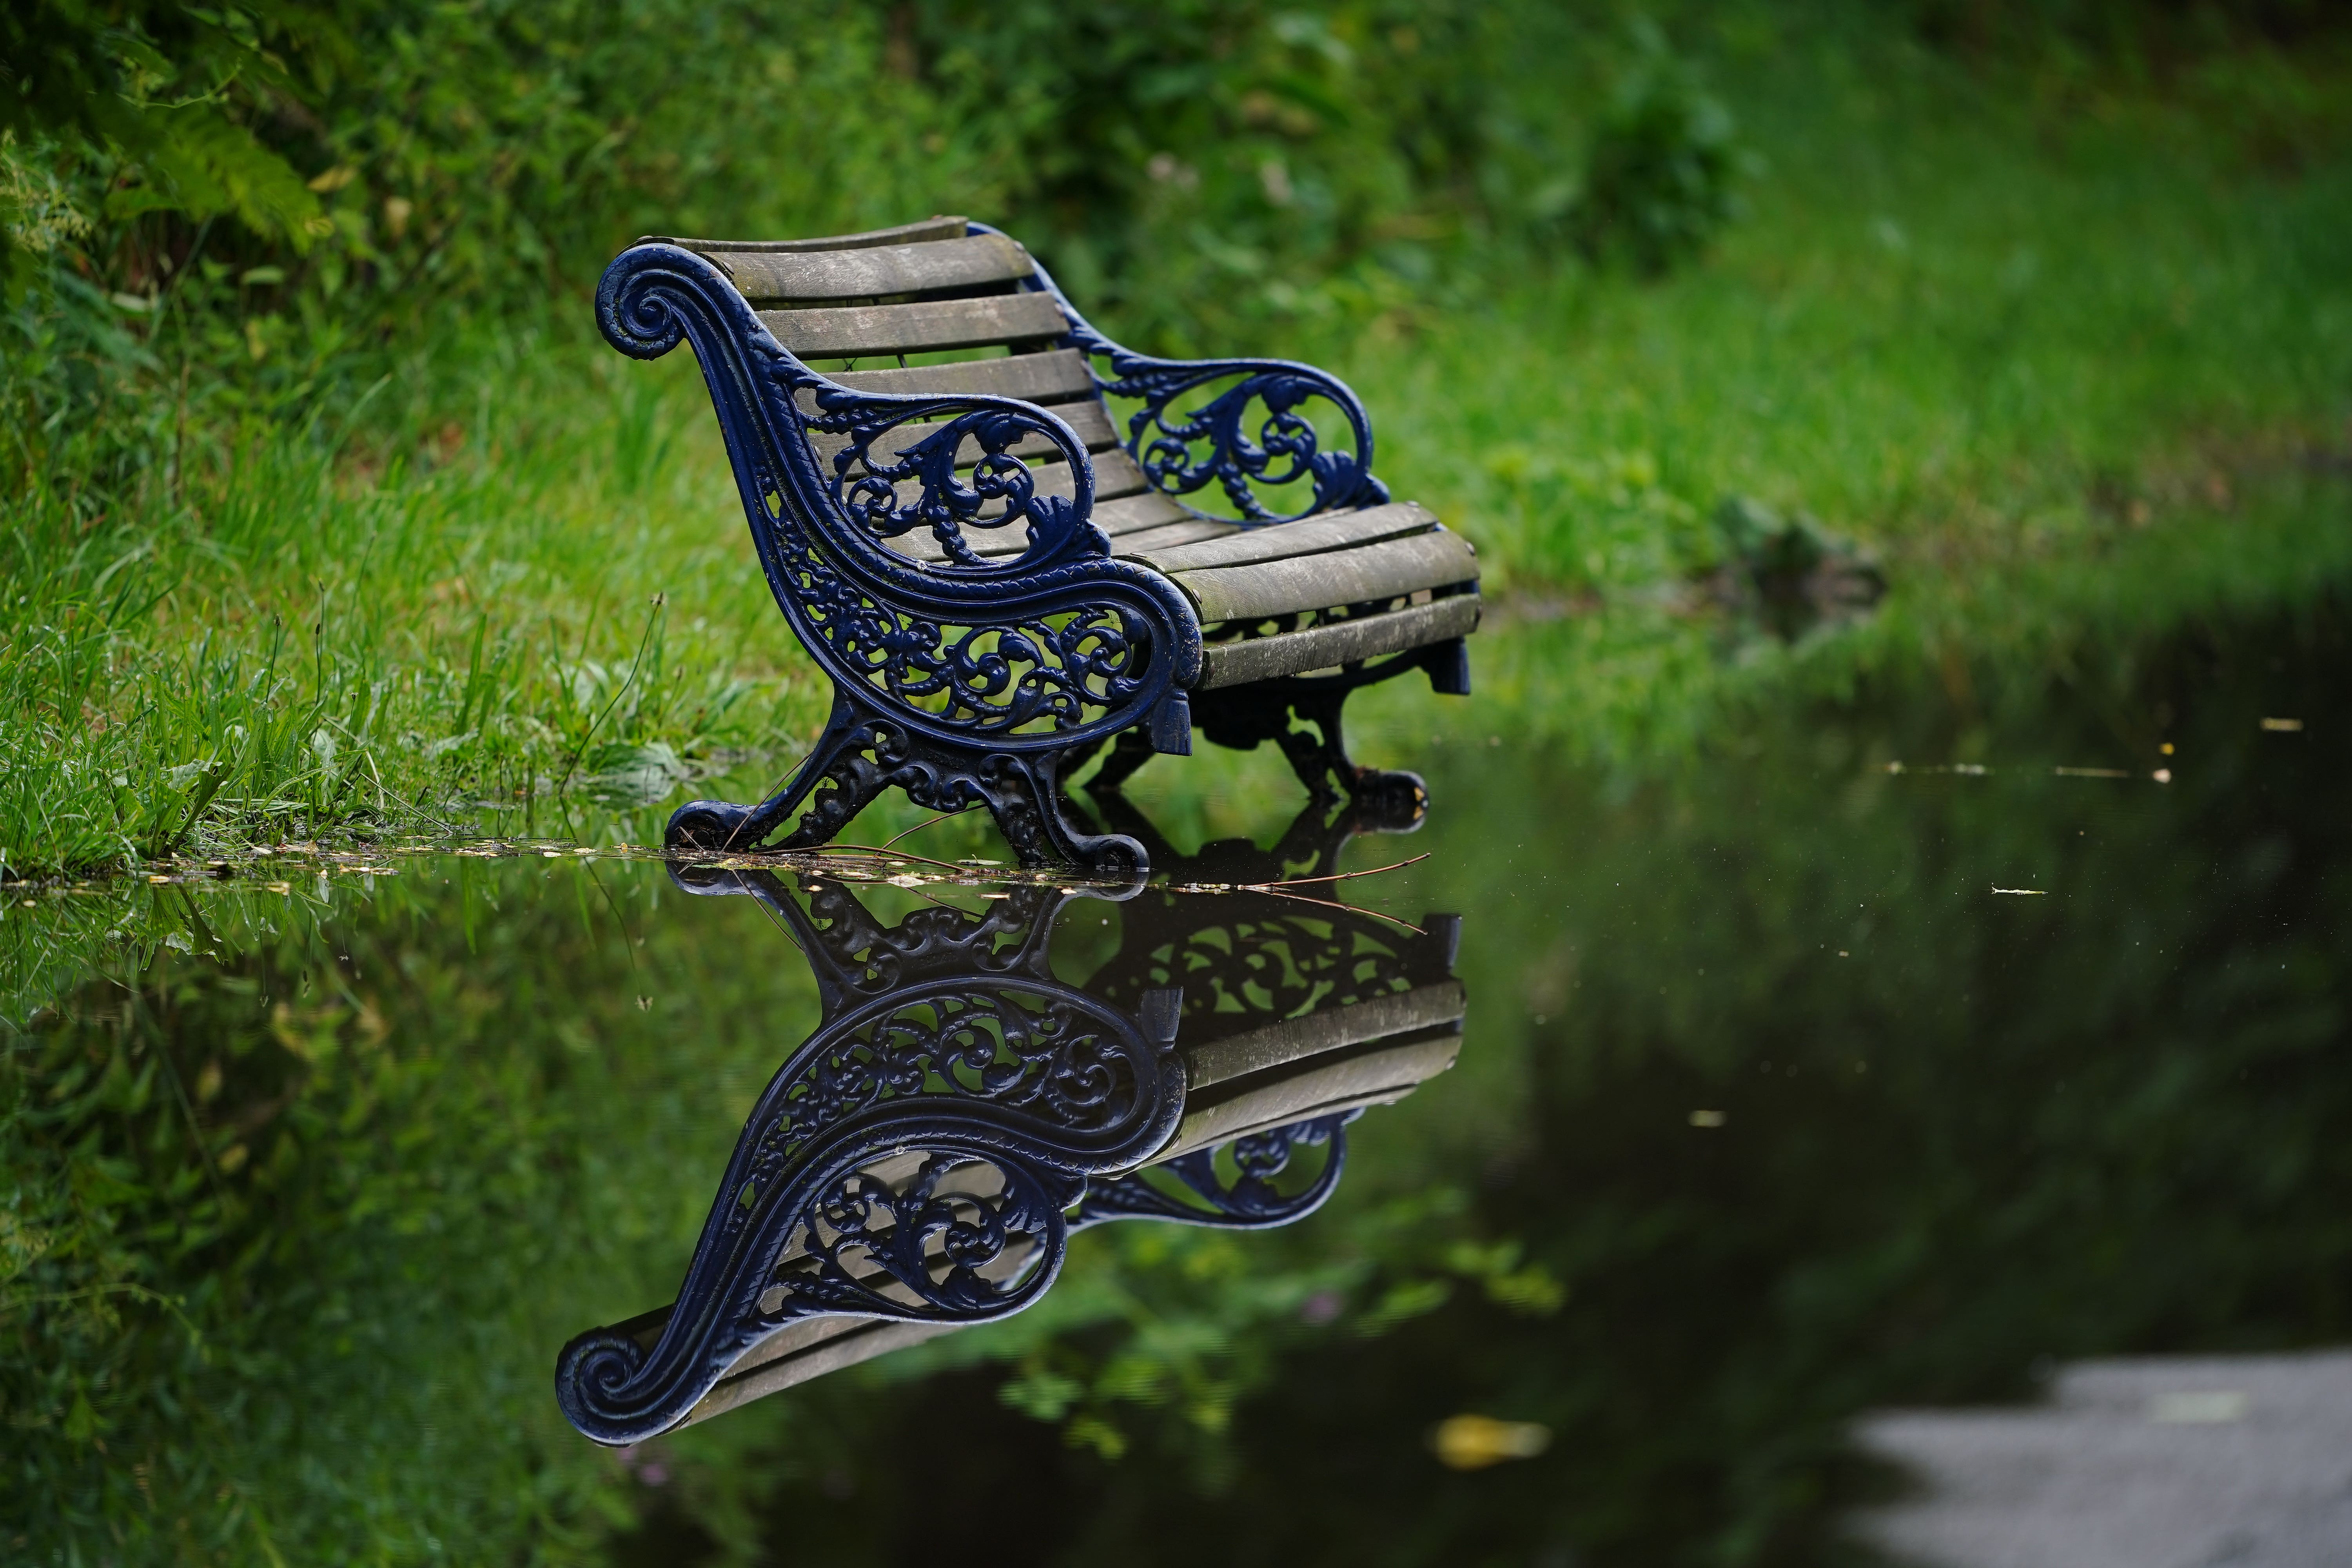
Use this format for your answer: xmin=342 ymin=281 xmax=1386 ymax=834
xmin=1161 ymin=1028 xmax=1463 ymax=1163
xmin=723 ymin=233 xmax=1032 ymax=305
xmin=1095 ymin=495 xmax=1206 ymax=540
xmin=644 ymin=216 xmax=968 ymax=253
xmin=671 ymin=224 xmax=1122 ymax=521
xmin=759 ymin=292 xmax=1068 ymax=359
xmin=822 ymin=347 xmax=1097 ymax=402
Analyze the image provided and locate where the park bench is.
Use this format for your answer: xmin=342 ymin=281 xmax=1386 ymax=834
xmin=555 ymin=811 xmax=1463 ymax=1443
xmin=597 ymin=216 xmax=1481 ymax=877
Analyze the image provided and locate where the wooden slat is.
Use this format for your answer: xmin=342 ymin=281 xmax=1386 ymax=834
xmin=1182 ymin=982 xmax=1466 ymax=1093
xmin=806 ymin=399 xmax=1119 ymax=468
xmin=645 ymin=216 xmax=969 ymax=253
xmin=762 ymin=292 xmax=1068 ymax=359
xmin=884 ymin=505 xmax=1236 ymax=568
xmin=1089 ymin=448 xmax=1147 ymax=501
xmin=685 ymin=1319 xmax=964 ymax=1426
xmin=826 ymin=348 xmax=1095 ymax=401
xmin=1107 ymin=516 xmax=1241 ymax=552
xmin=1199 ymin=594 xmax=1481 ymax=689
xmin=884 ymin=529 xmax=1015 ymax=565
xmin=724 ymin=234 xmax=1032 ymax=305
xmin=1161 ymin=1029 xmax=1463 ymax=1161
xmin=1125 ymin=502 xmax=1439 ymax=574
xmin=1171 ymin=530 xmax=1480 ymax=624
xmin=1093 ymin=492 xmax=1196 ymax=536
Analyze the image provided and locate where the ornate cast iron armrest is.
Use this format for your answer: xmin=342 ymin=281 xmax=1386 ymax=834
xmin=810 ymin=389 xmax=1104 ymax=573
xmin=987 ymin=223 xmax=1391 ymax=526
xmin=600 ymin=240 xmax=1121 ymax=578
xmin=597 ymin=243 xmax=1202 ymax=778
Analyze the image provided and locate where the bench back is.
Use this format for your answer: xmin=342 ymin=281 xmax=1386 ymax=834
xmin=644 ymin=217 xmax=1200 ymax=552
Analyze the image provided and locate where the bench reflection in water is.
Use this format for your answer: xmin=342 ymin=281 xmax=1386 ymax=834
xmin=554 ymin=804 xmax=1464 ymax=1445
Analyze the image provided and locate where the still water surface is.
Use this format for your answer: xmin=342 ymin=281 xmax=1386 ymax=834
xmin=8 ymin=593 xmax=2348 ymax=1566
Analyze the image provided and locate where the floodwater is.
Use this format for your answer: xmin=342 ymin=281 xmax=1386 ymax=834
xmin=8 ymin=590 xmax=2350 ymax=1566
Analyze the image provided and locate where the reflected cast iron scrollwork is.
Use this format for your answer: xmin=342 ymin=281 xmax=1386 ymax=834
xmin=557 ymin=803 xmax=1462 ymax=1445
xmin=1075 ymin=1114 xmax=1352 ymax=1230
xmin=556 ymin=872 xmax=1184 ymax=1446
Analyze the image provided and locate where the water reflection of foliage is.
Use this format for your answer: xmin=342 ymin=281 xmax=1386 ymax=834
xmin=621 ymin=590 xmax=2352 ymax=1566
xmin=1095 ymin=590 xmax=2352 ymax=1565
xmin=1 ymin=864 xmax=760 ymax=1560
xmin=0 ymin=862 xmax=1556 ymax=1561
xmin=8 ymin=586 xmax=2352 ymax=1563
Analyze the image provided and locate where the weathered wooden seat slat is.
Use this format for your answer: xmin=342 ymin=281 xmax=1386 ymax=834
xmin=597 ymin=215 xmax=1482 ymax=875
xmin=1125 ymin=501 xmax=1439 ymax=572
xmin=1160 ymin=528 xmax=1477 ymax=625
xmin=1199 ymin=595 xmax=1482 ymax=690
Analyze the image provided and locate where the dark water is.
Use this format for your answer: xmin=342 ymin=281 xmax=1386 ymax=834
xmin=8 ymin=593 xmax=2350 ymax=1566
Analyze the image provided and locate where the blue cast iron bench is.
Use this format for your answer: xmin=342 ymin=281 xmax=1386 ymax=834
xmin=599 ymin=216 xmax=1481 ymax=877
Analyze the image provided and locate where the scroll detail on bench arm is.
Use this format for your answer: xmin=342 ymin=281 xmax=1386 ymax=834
xmin=597 ymin=243 xmax=1204 ymax=870
xmin=985 ymin=222 xmax=1391 ymax=526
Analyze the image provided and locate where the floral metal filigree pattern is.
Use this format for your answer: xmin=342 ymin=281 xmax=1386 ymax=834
xmin=824 ymin=404 xmax=1089 ymax=569
xmin=993 ymin=223 xmax=1390 ymax=525
xmin=597 ymin=243 xmax=1203 ymax=870
xmin=596 ymin=244 xmax=1197 ymax=740
xmin=766 ymin=1151 xmax=1067 ymax=1318
xmin=555 ymin=872 xmax=1186 ymax=1445
xmin=1077 ymin=1114 xmax=1354 ymax=1229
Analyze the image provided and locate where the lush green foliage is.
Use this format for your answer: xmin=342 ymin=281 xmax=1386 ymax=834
xmin=0 ymin=18 xmax=2344 ymax=853
xmin=0 ymin=851 xmax=1565 ymax=1562
xmin=1 ymin=0 xmax=1761 ymax=877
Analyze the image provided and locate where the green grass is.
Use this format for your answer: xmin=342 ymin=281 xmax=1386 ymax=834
xmin=5 ymin=24 xmax=2349 ymax=877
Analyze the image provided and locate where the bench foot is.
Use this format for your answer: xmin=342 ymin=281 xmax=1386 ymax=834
xmin=667 ymin=692 xmax=1149 ymax=882
xmin=1185 ymin=683 xmax=1429 ymax=832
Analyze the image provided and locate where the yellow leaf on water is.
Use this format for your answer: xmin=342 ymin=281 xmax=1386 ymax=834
xmin=1431 ymin=1414 xmax=1551 ymax=1470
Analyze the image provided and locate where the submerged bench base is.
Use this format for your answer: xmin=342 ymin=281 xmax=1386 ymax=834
xmin=669 ymin=634 xmax=1469 ymax=880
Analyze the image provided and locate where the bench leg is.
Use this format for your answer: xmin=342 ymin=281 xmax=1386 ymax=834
xmin=1085 ymin=727 xmax=1162 ymax=794
xmin=1425 ymin=637 xmax=1472 ymax=696
xmin=965 ymin=749 xmax=1148 ymax=881
xmin=1191 ymin=684 xmax=1430 ymax=832
xmin=668 ymin=690 xmax=1149 ymax=880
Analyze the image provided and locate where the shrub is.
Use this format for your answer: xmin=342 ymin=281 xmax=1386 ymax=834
xmin=1566 ymin=23 xmax=1746 ymax=276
